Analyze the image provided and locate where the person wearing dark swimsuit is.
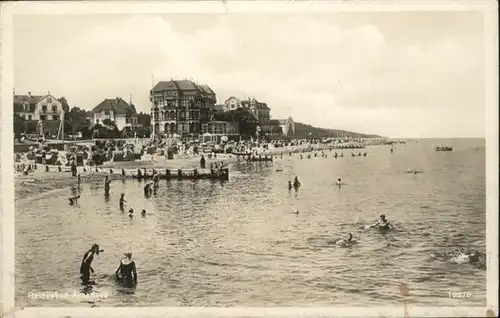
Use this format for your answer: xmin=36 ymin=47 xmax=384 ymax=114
xmin=69 ymin=194 xmax=80 ymax=205
xmin=119 ymin=193 xmax=126 ymax=210
xmin=104 ymin=176 xmax=111 ymax=195
xmin=80 ymin=244 xmax=101 ymax=285
xmin=293 ymin=176 xmax=301 ymax=189
xmin=115 ymin=252 xmax=137 ymax=287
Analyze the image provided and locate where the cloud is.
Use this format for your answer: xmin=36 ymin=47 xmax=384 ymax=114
xmin=13 ymin=14 xmax=484 ymax=137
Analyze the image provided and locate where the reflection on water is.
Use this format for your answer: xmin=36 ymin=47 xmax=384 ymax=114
xmin=16 ymin=138 xmax=486 ymax=307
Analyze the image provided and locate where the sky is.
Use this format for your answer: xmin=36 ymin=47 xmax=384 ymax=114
xmin=13 ymin=11 xmax=486 ymax=138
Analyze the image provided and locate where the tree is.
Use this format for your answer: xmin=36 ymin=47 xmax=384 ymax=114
xmin=66 ymin=106 xmax=92 ymax=138
xmin=137 ymin=112 xmax=151 ymax=127
xmin=102 ymin=119 xmax=119 ymax=131
xmin=13 ymin=114 xmax=24 ymax=142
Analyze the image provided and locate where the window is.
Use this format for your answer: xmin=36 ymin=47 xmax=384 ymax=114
xmin=47 ymin=97 xmax=52 ymax=103
xmin=42 ymin=105 xmax=47 ymax=113
xmin=53 ymin=115 xmax=59 ymax=121
xmin=23 ymin=103 xmax=29 ymax=112
xmin=52 ymin=105 xmax=57 ymax=112
xmin=104 ymin=111 xmax=110 ymax=116
xmin=28 ymin=115 xmax=32 ymax=120
xmin=96 ymin=119 xmax=100 ymax=124
xmin=40 ymin=115 xmax=47 ymax=121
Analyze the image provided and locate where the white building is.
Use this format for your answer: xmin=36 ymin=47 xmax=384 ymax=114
xmin=91 ymin=97 xmax=140 ymax=131
xmin=14 ymin=92 xmax=64 ymax=121
xmin=277 ymin=117 xmax=295 ymax=136
xmin=223 ymin=96 xmax=243 ymax=112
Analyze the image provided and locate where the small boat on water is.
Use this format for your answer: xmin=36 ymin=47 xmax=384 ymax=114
xmin=436 ymin=146 xmax=453 ymax=152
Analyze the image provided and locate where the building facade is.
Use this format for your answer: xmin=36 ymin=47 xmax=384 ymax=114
xmin=150 ymin=80 xmax=216 ymax=137
xmin=277 ymin=117 xmax=295 ymax=136
xmin=91 ymin=97 xmax=139 ymax=131
xmin=241 ymin=98 xmax=272 ymax=134
xmin=14 ymin=93 xmax=64 ymax=121
xmin=223 ymin=96 xmax=243 ymax=112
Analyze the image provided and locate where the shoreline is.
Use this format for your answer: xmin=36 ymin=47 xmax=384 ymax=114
xmin=14 ymin=143 xmax=362 ymax=202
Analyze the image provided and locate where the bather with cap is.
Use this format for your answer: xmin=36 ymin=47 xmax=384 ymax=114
xmin=115 ymin=252 xmax=137 ymax=287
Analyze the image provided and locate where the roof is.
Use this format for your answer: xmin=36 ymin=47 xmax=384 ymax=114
xmin=257 ymin=102 xmax=270 ymax=110
xmin=91 ymin=97 xmax=137 ymax=115
xmin=152 ymin=80 xmax=198 ymax=92
xmin=224 ymin=96 xmax=239 ymax=103
xmin=198 ymin=84 xmax=215 ymax=96
xmin=14 ymin=94 xmax=44 ymax=112
xmin=151 ymin=80 xmax=216 ymax=97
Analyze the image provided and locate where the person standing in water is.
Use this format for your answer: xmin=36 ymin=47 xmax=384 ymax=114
xmin=80 ymin=244 xmax=102 ymax=285
xmin=104 ymin=176 xmax=111 ymax=195
xmin=336 ymin=178 xmax=343 ymax=187
xmin=115 ymin=252 xmax=138 ymax=287
xmin=293 ymin=176 xmax=301 ymax=188
xmin=119 ymin=193 xmax=126 ymax=211
xmin=288 ymin=181 xmax=293 ymax=190
xmin=369 ymin=214 xmax=395 ymax=230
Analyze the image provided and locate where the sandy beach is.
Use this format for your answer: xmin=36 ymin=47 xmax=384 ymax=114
xmin=14 ymin=155 xmax=237 ymax=202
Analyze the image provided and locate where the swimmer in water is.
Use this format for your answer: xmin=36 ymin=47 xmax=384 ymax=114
xmin=80 ymin=244 xmax=103 ymax=285
xmin=141 ymin=209 xmax=146 ymax=217
xmin=119 ymin=193 xmax=126 ymax=210
xmin=288 ymin=181 xmax=293 ymax=190
xmin=128 ymin=208 xmax=134 ymax=218
xmin=69 ymin=194 xmax=80 ymax=205
xmin=294 ymin=208 xmax=299 ymax=215
xmin=115 ymin=252 xmax=137 ymax=287
xmin=368 ymin=214 xmax=395 ymax=230
xmin=336 ymin=178 xmax=343 ymax=186
xmin=336 ymin=233 xmax=357 ymax=246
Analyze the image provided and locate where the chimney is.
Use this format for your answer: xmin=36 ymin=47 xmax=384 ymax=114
xmin=28 ymin=92 xmax=31 ymax=97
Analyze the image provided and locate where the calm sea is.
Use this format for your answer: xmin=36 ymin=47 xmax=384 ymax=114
xmin=15 ymin=138 xmax=486 ymax=307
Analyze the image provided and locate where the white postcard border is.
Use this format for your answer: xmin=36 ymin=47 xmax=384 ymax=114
xmin=1 ymin=1 xmax=498 ymax=317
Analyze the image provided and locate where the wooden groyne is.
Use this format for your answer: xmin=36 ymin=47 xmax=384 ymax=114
xmin=16 ymin=163 xmax=229 ymax=181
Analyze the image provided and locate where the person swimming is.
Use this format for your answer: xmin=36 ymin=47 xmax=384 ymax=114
xmin=294 ymin=208 xmax=299 ymax=215
xmin=336 ymin=178 xmax=343 ymax=187
xmin=288 ymin=181 xmax=293 ymax=190
xmin=141 ymin=209 xmax=146 ymax=217
xmin=115 ymin=252 xmax=137 ymax=288
xmin=368 ymin=214 xmax=395 ymax=230
xmin=336 ymin=233 xmax=357 ymax=246
xmin=69 ymin=194 xmax=80 ymax=205
xmin=128 ymin=208 xmax=134 ymax=218
xmin=80 ymin=244 xmax=103 ymax=285
xmin=119 ymin=193 xmax=126 ymax=210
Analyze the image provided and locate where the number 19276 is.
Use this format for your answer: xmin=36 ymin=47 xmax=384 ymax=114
xmin=448 ymin=291 xmax=472 ymax=299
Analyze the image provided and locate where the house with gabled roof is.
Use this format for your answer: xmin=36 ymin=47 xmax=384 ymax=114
xmin=14 ymin=92 xmax=65 ymax=122
xmin=91 ymin=97 xmax=139 ymax=131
